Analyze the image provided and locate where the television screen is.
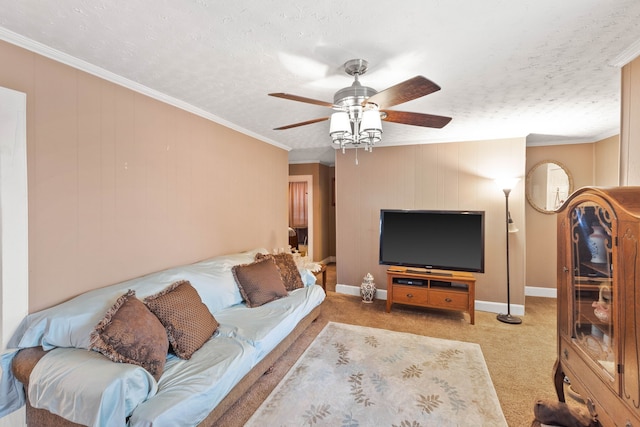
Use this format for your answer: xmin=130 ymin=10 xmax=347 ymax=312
xmin=379 ymin=209 xmax=485 ymax=273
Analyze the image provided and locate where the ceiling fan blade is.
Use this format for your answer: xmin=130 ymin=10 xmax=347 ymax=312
xmin=269 ymin=93 xmax=334 ymax=108
xmin=382 ymin=110 xmax=452 ymax=128
xmin=273 ymin=117 xmax=329 ymax=130
xmin=366 ymin=76 xmax=441 ymax=108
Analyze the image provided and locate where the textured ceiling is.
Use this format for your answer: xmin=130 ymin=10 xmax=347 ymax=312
xmin=1 ymin=1 xmax=640 ymax=165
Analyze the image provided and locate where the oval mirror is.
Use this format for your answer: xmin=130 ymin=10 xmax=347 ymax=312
xmin=526 ymin=161 xmax=573 ymax=214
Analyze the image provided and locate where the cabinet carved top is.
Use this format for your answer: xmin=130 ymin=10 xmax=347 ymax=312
xmin=558 ymin=186 xmax=640 ymax=217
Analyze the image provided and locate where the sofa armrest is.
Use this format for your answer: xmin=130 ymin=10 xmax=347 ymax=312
xmin=12 ymin=347 xmax=48 ymax=386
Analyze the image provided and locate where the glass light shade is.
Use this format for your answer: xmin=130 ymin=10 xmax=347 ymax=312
xmin=359 ymin=110 xmax=382 ymax=146
xmin=495 ymin=177 xmax=520 ymax=192
xmin=360 ymin=110 xmax=382 ymax=133
xmin=330 ymin=112 xmax=352 ymax=137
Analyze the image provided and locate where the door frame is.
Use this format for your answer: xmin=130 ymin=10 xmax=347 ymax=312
xmin=0 ymin=87 xmax=28 ymax=426
xmin=288 ymin=175 xmax=313 ymax=261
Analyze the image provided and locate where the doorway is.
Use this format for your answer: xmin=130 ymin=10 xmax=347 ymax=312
xmin=288 ymin=175 xmax=313 ymax=260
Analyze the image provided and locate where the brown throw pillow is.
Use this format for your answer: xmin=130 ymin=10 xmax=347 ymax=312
xmin=256 ymin=253 xmax=304 ymax=291
xmin=232 ymin=257 xmax=288 ymax=307
xmin=90 ymin=290 xmax=169 ymax=381
xmin=144 ymin=280 xmax=219 ymax=360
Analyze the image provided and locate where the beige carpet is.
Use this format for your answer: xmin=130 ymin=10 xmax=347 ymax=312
xmin=244 ymin=322 xmax=507 ymax=426
xmin=214 ymin=264 xmax=559 ymax=427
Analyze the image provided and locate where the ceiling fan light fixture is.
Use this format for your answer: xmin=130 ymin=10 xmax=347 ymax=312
xmin=330 ymin=108 xmax=381 ymax=153
xmin=270 ymin=59 xmax=451 ymax=161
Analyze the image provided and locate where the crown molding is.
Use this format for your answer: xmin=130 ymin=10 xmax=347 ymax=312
xmin=610 ymin=36 xmax=640 ymax=67
xmin=525 ymin=130 xmax=619 ymax=147
xmin=0 ymin=26 xmax=291 ymax=152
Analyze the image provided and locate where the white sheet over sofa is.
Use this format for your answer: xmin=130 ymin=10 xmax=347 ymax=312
xmin=28 ymin=348 xmax=158 ymax=426
xmin=0 ymin=248 xmax=325 ymax=426
xmin=129 ymin=285 xmax=325 ymax=427
xmin=215 ymin=285 xmax=324 ymax=358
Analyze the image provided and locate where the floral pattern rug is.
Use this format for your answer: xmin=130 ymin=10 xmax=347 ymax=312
xmin=245 ymin=322 xmax=507 ymax=427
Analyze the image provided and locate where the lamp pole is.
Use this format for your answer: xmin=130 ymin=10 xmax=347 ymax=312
xmin=497 ymin=186 xmax=522 ymax=324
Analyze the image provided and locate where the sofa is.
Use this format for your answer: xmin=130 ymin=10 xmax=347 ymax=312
xmin=0 ymin=248 xmax=325 ymax=426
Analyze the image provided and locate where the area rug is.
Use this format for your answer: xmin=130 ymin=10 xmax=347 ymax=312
xmin=245 ymin=322 xmax=507 ymax=427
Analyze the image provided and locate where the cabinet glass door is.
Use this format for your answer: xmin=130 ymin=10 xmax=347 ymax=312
xmin=570 ymin=202 xmax=615 ymax=378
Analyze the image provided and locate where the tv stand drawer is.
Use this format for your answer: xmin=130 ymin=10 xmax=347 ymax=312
xmin=392 ymin=285 xmax=429 ymax=305
xmin=429 ymin=289 xmax=468 ymax=310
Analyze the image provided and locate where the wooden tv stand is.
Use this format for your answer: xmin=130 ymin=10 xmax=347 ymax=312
xmin=386 ymin=268 xmax=476 ymax=324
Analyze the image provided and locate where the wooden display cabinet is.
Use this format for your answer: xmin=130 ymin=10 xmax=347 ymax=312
xmin=554 ymin=186 xmax=640 ymax=426
xmin=386 ymin=268 xmax=476 ymax=324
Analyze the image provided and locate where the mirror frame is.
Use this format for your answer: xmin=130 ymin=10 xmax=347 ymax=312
xmin=526 ymin=160 xmax=574 ymax=214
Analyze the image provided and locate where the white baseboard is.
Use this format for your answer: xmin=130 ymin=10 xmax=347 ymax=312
xmin=336 ymin=284 xmax=388 ymax=300
xmin=525 ymin=286 xmax=557 ymax=298
xmin=476 ymin=300 xmax=525 ymax=316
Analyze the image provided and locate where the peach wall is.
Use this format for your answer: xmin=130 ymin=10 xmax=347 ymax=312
xmin=621 ymin=55 xmax=640 ymax=185
xmin=0 ymin=40 xmax=288 ymax=312
xmin=525 ymin=144 xmax=594 ymax=289
xmin=335 ymin=138 xmax=526 ymax=306
xmin=595 ymin=135 xmax=620 ymax=186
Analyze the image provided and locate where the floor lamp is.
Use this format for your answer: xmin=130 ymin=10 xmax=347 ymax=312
xmin=496 ymin=178 xmax=522 ymax=325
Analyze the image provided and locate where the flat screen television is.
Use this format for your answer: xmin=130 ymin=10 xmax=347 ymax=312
xmin=379 ymin=209 xmax=485 ymax=273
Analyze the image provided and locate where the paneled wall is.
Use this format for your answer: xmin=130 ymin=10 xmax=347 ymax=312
xmin=621 ymin=55 xmax=640 ymax=185
xmin=595 ymin=135 xmax=621 ymax=186
xmin=525 ymin=136 xmax=619 ymax=290
xmin=0 ymin=40 xmax=288 ymax=312
xmin=335 ymin=138 xmax=526 ymax=307
xmin=525 ymin=143 xmax=594 ymax=290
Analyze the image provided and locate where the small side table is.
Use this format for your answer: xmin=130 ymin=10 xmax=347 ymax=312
xmin=314 ymin=263 xmax=327 ymax=291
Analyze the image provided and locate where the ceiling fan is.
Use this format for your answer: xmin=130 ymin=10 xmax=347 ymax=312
xmin=269 ymin=59 xmax=452 ymax=152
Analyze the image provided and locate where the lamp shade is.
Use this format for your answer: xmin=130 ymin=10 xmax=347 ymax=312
xmin=359 ymin=110 xmax=382 ymax=146
xmin=360 ymin=110 xmax=382 ymax=133
xmin=330 ymin=112 xmax=351 ymax=137
xmin=495 ymin=177 xmax=520 ymax=192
